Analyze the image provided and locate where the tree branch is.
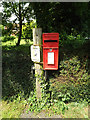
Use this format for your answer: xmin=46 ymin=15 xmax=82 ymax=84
xmin=12 ymin=3 xmax=19 ymax=18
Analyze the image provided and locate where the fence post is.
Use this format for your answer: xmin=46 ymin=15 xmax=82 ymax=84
xmin=33 ymin=28 xmax=42 ymax=99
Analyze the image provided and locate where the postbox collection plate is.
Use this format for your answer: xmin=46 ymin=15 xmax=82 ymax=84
xmin=31 ymin=45 xmax=40 ymax=62
xmin=48 ymin=52 xmax=54 ymax=64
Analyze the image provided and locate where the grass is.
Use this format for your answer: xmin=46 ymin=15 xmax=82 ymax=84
xmin=62 ymin=102 xmax=88 ymax=118
xmin=1 ymin=100 xmax=26 ymax=118
xmin=1 ymin=36 xmax=33 ymax=46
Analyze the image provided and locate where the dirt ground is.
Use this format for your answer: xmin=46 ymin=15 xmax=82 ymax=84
xmin=20 ymin=111 xmax=62 ymax=118
xmin=20 ymin=105 xmax=62 ymax=118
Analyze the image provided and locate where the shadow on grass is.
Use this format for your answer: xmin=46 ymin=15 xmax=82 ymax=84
xmin=2 ymin=45 xmax=35 ymax=101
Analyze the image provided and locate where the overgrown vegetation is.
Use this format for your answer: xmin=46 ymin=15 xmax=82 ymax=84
xmin=51 ymin=56 xmax=89 ymax=102
xmin=50 ymin=32 xmax=90 ymax=103
xmin=22 ymin=20 xmax=37 ymax=40
xmin=2 ymin=45 xmax=34 ymax=101
xmin=1 ymin=2 xmax=89 ymax=118
xmin=2 ymin=36 xmax=15 ymax=42
xmin=2 ymin=39 xmax=34 ymax=118
xmin=2 ymin=31 xmax=89 ymax=118
xmin=25 ymin=33 xmax=89 ymax=117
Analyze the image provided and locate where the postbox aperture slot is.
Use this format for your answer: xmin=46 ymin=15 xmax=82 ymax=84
xmin=44 ymin=40 xmax=57 ymax=42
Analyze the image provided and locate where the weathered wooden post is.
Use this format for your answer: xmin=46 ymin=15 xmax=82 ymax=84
xmin=32 ymin=28 xmax=42 ymax=99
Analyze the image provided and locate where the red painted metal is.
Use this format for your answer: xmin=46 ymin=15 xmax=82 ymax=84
xmin=43 ymin=33 xmax=59 ymax=70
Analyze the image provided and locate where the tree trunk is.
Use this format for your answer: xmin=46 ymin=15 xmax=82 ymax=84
xmin=16 ymin=2 xmax=22 ymax=46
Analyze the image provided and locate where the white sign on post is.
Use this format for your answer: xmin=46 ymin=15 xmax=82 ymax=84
xmin=31 ymin=45 xmax=40 ymax=62
xmin=48 ymin=52 xmax=54 ymax=64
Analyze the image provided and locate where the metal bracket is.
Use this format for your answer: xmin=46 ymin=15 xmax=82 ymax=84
xmin=34 ymin=61 xmax=43 ymax=64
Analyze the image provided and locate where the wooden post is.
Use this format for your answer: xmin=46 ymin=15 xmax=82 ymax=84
xmin=33 ymin=28 xmax=42 ymax=99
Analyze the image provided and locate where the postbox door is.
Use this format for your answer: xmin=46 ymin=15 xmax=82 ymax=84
xmin=43 ymin=48 xmax=59 ymax=70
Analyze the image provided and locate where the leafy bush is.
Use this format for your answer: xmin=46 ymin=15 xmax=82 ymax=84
xmin=51 ymin=56 xmax=89 ymax=103
xmin=22 ymin=20 xmax=37 ymax=40
xmin=58 ymin=56 xmax=90 ymax=103
xmin=60 ymin=30 xmax=86 ymax=49
xmin=2 ymin=36 xmax=15 ymax=42
xmin=2 ymin=45 xmax=35 ymax=101
xmin=26 ymin=74 xmax=68 ymax=114
xmin=2 ymin=23 xmax=13 ymax=36
xmin=27 ymin=90 xmax=68 ymax=115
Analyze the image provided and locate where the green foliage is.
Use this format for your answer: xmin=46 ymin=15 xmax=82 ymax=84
xmin=2 ymin=32 xmax=89 ymax=117
xmin=27 ymin=91 xmax=45 ymax=113
xmin=58 ymin=56 xmax=90 ymax=103
xmin=22 ymin=20 xmax=36 ymax=40
xmin=57 ymin=92 xmax=71 ymax=102
xmin=26 ymin=90 xmax=68 ymax=115
xmin=60 ymin=30 xmax=86 ymax=49
xmin=26 ymin=75 xmax=68 ymax=115
xmin=32 ymin=2 xmax=88 ymax=36
xmin=2 ymin=2 xmax=34 ymax=45
xmin=2 ymin=23 xmax=13 ymax=36
xmin=51 ymin=101 xmax=68 ymax=115
xmin=2 ymin=36 xmax=15 ymax=42
xmin=26 ymin=54 xmax=89 ymax=115
xmin=2 ymin=2 xmax=89 ymax=46
xmin=2 ymin=2 xmax=34 ymax=25
xmin=0 ymin=24 xmax=4 ymax=31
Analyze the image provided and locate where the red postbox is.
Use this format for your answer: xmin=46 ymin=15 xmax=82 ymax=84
xmin=43 ymin=33 xmax=59 ymax=70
